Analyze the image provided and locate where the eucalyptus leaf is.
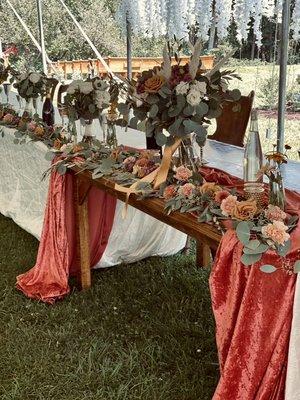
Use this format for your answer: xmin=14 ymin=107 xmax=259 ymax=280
xmin=294 ymin=260 xmax=300 ymax=273
xmin=277 ymin=239 xmax=291 ymax=257
xmin=236 ymin=221 xmax=250 ymax=245
xmin=57 ymin=163 xmax=67 ymax=175
xmin=241 ymin=252 xmax=263 ymax=266
xmin=155 ymin=132 xmax=168 ymax=146
xmin=260 ymin=264 xmax=277 ymax=274
xmin=168 ymin=118 xmax=183 ymax=135
xmin=149 ymin=104 xmax=159 ymax=118
xmin=45 ymin=151 xmax=56 ymax=161
xmin=243 ymin=243 xmax=269 ymax=254
xmin=245 ymin=239 xmax=260 ymax=250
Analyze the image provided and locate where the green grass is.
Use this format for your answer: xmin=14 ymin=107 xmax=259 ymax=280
xmin=227 ymin=64 xmax=300 ymax=160
xmin=0 ymin=213 xmax=218 ymax=400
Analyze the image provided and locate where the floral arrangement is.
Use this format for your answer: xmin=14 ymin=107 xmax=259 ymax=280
xmin=64 ymin=77 xmax=112 ymax=122
xmin=13 ymin=71 xmax=48 ymax=102
xmin=117 ymin=40 xmax=241 ymax=148
xmin=161 ymin=165 xmax=299 ymax=274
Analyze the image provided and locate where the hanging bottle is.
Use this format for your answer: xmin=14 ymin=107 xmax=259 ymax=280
xmin=42 ymin=93 xmax=55 ymax=127
xmin=243 ymin=109 xmax=264 ymax=205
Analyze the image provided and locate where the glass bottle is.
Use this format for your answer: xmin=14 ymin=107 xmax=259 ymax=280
xmin=243 ymin=109 xmax=264 ymax=204
xmin=42 ymin=93 xmax=55 ymax=127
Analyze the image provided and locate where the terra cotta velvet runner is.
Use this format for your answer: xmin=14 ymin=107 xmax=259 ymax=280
xmin=202 ymin=167 xmax=300 ymax=400
xmin=16 ymin=169 xmax=116 ymax=303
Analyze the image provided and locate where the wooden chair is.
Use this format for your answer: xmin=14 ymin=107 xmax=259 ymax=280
xmin=209 ymin=90 xmax=255 ymax=147
xmin=196 ymin=91 xmax=255 ymax=267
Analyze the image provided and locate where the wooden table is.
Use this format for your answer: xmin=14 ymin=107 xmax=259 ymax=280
xmin=73 ymin=169 xmax=222 ymax=290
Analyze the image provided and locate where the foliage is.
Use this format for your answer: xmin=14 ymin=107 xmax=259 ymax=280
xmin=117 ymin=39 xmax=241 ymax=147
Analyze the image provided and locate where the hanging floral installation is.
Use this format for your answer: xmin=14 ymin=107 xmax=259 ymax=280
xmin=117 ymin=0 xmax=299 ymax=45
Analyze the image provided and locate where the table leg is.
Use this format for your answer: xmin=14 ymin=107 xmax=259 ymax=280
xmin=196 ymin=241 xmax=212 ymax=268
xmin=74 ymin=176 xmax=91 ymax=290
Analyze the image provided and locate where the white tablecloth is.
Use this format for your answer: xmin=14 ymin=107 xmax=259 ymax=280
xmin=0 ymin=126 xmax=186 ymax=267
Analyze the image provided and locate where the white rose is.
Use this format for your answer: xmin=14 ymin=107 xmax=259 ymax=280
xmin=95 ymin=90 xmax=110 ymax=109
xmin=176 ymin=81 xmax=189 ymax=95
xmin=29 ymin=72 xmax=41 ymax=84
xmin=192 ymin=81 xmax=207 ymax=96
xmin=80 ymin=81 xmax=93 ymax=95
xmin=186 ymin=89 xmax=201 ymax=107
xmin=67 ymin=80 xmax=80 ymax=94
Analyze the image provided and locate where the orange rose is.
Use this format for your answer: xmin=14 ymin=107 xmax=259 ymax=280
xmin=144 ymin=74 xmax=165 ymax=94
xmin=232 ymin=199 xmax=257 ymax=221
xmin=200 ymin=182 xmax=222 ymax=195
xmin=34 ymin=126 xmax=44 ymax=137
xmin=53 ymin=139 xmax=62 ymax=150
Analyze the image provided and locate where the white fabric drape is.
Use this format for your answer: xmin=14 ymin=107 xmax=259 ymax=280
xmin=0 ymin=126 xmax=186 ymax=267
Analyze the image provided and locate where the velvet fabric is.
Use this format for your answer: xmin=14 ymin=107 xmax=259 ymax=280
xmin=203 ymin=167 xmax=300 ymax=400
xmin=16 ymin=170 xmax=116 ymax=303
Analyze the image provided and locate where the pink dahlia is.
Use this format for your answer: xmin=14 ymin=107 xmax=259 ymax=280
xmin=122 ymin=156 xmax=136 ymax=172
xmin=220 ymin=195 xmax=238 ymax=217
xmin=163 ymin=185 xmax=177 ymax=200
xmin=261 ymin=220 xmax=290 ymax=245
xmin=178 ymin=183 xmax=195 ymax=197
xmin=27 ymin=121 xmax=37 ymax=132
xmin=174 ymin=166 xmax=193 ymax=182
xmin=264 ymin=205 xmax=287 ymax=222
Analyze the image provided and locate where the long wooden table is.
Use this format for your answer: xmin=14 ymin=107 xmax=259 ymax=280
xmin=73 ymin=169 xmax=222 ymax=289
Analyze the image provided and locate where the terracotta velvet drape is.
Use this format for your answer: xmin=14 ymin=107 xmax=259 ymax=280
xmin=16 ymin=170 xmax=116 ymax=303
xmin=203 ymin=167 xmax=300 ymax=400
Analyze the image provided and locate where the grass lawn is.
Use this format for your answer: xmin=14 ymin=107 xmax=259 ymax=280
xmin=228 ymin=64 xmax=300 ymax=160
xmin=0 ymin=213 xmax=218 ymax=400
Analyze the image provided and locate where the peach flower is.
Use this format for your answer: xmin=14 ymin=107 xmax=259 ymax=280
xmin=232 ymin=199 xmax=258 ymax=221
xmin=261 ymin=221 xmax=290 ymax=245
xmin=144 ymin=74 xmax=165 ymax=94
xmin=3 ymin=113 xmax=14 ymax=124
xmin=53 ymin=139 xmax=62 ymax=150
xmin=174 ymin=166 xmax=193 ymax=181
xmin=178 ymin=183 xmax=195 ymax=197
xmin=220 ymin=195 xmax=238 ymax=216
xmin=200 ymin=182 xmax=222 ymax=195
xmin=27 ymin=121 xmax=37 ymax=132
xmin=163 ymin=185 xmax=177 ymax=200
xmin=215 ymin=190 xmax=230 ymax=204
xmin=34 ymin=126 xmax=44 ymax=137
xmin=264 ymin=205 xmax=287 ymax=222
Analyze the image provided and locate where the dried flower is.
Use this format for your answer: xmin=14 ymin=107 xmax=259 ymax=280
xmin=122 ymin=156 xmax=136 ymax=172
xmin=34 ymin=126 xmax=44 ymax=137
xmin=232 ymin=199 xmax=258 ymax=221
xmin=215 ymin=190 xmax=230 ymax=204
xmin=220 ymin=195 xmax=238 ymax=216
xmin=264 ymin=205 xmax=287 ymax=222
xmin=163 ymin=185 xmax=177 ymax=200
xmin=3 ymin=113 xmax=14 ymax=124
xmin=261 ymin=221 xmax=290 ymax=245
xmin=174 ymin=166 xmax=193 ymax=182
xmin=200 ymin=182 xmax=222 ymax=195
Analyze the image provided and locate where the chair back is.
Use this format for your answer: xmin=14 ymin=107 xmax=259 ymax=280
xmin=209 ymin=91 xmax=255 ymax=147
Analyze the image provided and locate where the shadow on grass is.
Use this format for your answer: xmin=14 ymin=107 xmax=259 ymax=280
xmin=0 ymin=214 xmax=218 ymax=400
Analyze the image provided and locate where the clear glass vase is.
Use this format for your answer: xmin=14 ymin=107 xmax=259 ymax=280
xmin=178 ymin=135 xmax=198 ymax=172
xmin=81 ymin=119 xmax=94 ymax=144
xmin=22 ymin=98 xmax=34 ymax=120
xmin=268 ymin=160 xmax=285 ymax=210
xmin=106 ymin=122 xmax=118 ymax=148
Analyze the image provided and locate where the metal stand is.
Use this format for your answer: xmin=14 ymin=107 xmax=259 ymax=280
xmin=36 ymin=0 xmax=48 ymax=75
xmin=277 ymin=0 xmax=291 ymax=153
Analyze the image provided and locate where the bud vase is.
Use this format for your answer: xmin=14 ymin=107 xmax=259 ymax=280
xmin=81 ymin=119 xmax=94 ymax=144
xmin=178 ymin=136 xmax=197 ymax=172
xmin=268 ymin=160 xmax=285 ymax=210
xmin=22 ymin=99 xmax=34 ymax=120
xmin=106 ymin=122 xmax=118 ymax=148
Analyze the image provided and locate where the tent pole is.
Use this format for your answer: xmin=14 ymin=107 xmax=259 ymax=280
xmin=277 ymin=0 xmax=291 ymax=153
xmin=56 ymin=0 xmax=114 ymax=76
xmin=126 ymin=14 xmax=132 ymax=80
xmin=36 ymin=0 xmax=48 ymax=75
xmin=5 ymin=0 xmax=52 ymax=64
